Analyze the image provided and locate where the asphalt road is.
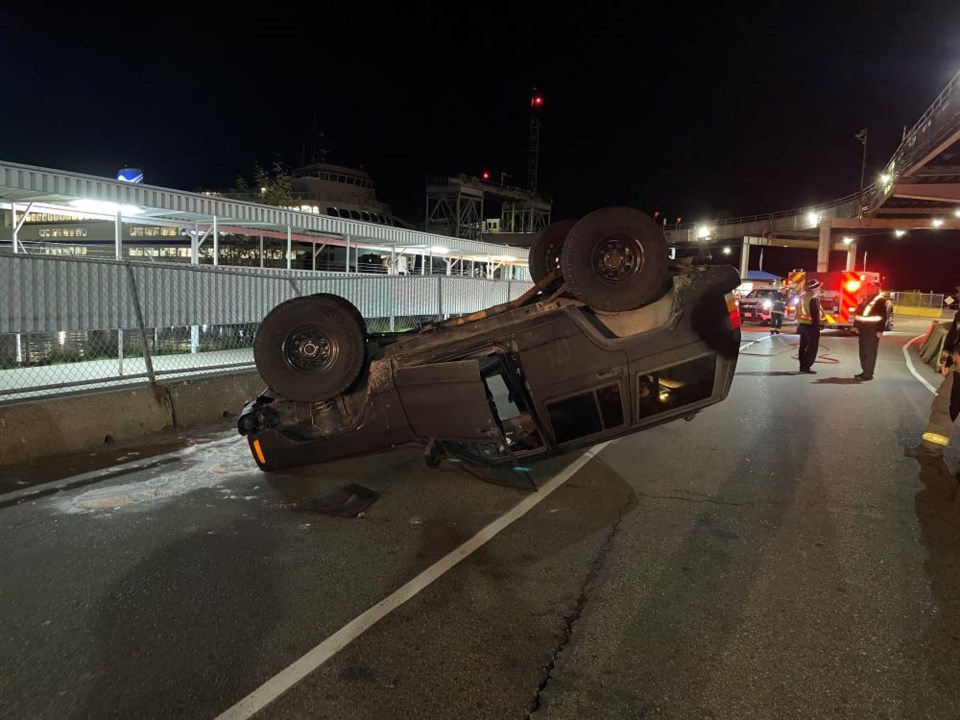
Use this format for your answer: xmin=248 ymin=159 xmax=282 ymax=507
xmin=1 ymin=318 xmax=958 ymax=719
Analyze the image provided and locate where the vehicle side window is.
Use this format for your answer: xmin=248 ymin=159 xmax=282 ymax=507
xmin=547 ymin=383 xmax=624 ymax=445
xmin=637 ymin=355 xmax=717 ymax=420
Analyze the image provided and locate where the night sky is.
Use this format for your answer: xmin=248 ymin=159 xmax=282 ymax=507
xmin=3 ymin=1 xmax=960 ymax=291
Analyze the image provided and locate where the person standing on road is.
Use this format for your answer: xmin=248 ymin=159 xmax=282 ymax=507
xmin=914 ymin=286 xmax=960 ymax=456
xmin=797 ymin=279 xmax=824 ymax=374
xmin=769 ymin=283 xmax=787 ymax=335
xmin=853 ymin=290 xmax=890 ymax=381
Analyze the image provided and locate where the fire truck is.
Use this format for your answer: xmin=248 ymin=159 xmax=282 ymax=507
xmin=783 ymin=269 xmax=888 ymax=331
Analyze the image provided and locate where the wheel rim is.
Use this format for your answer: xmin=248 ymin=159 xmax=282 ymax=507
xmin=283 ymin=326 xmax=338 ymax=373
xmin=593 ymin=233 xmax=644 ymax=283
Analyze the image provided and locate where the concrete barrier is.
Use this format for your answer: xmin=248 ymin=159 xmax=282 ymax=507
xmin=918 ymin=321 xmax=951 ymax=369
xmin=893 ymin=305 xmax=944 ymax=318
xmin=0 ymin=371 xmax=266 ymax=467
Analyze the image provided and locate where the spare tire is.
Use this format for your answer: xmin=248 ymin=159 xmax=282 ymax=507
xmin=560 ymin=207 xmax=669 ymax=312
xmin=254 ymin=294 xmax=366 ymax=402
xmin=529 ymin=219 xmax=577 ymax=285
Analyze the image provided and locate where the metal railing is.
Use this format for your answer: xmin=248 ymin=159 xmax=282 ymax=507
xmin=881 ymin=69 xmax=960 ymax=185
xmin=0 ymin=252 xmax=533 ymax=403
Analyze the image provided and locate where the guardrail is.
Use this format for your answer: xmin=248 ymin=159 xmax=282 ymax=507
xmin=0 ymin=252 xmax=533 ymax=403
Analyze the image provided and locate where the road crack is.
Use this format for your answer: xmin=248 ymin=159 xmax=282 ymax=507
xmin=527 ymin=495 xmax=632 ymax=718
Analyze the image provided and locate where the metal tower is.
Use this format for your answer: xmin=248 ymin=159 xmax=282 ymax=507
xmin=528 ymin=89 xmax=543 ymax=193
xmin=425 ymin=176 xmax=484 ymax=239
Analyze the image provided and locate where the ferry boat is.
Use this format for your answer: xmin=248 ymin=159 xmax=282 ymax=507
xmin=288 ymin=160 xmax=412 ymax=228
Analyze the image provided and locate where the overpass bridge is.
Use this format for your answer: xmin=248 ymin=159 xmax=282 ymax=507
xmin=663 ymin=68 xmax=960 ymax=274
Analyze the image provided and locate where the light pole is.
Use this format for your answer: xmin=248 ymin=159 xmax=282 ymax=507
xmin=855 ymin=127 xmax=868 ymax=217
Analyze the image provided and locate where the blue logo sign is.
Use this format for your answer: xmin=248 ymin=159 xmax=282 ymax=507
xmin=117 ymin=168 xmax=144 ymax=183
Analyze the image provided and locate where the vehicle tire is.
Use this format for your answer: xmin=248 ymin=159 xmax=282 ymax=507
xmin=560 ymin=207 xmax=669 ymax=312
xmin=318 ymin=292 xmax=367 ymax=335
xmin=529 ymin=219 xmax=577 ymax=285
xmin=254 ymin=294 xmax=366 ymax=402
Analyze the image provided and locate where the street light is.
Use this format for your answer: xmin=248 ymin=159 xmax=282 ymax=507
xmin=842 ymin=236 xmax=854 ymax=245
xmin=855 ymin=127 xmax=868 ymax=217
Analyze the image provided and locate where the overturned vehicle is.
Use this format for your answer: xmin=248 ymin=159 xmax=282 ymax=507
xmin=238 ymin=207 xmax=742 ymax=475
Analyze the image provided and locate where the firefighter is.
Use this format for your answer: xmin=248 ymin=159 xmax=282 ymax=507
xmin=796 ymin=279 xmax=825 ymax=374
xmin=853 ymin=290 xmax=890 ymax=380
xmin=913 ymin=286 xmax=960 ymax=456
xmin=769 ymin=282 xmax=787 ymax=335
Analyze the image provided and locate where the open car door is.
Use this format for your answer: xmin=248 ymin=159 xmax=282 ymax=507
xmin=394 ymin=357 xmax=542 ymax=489
xmin=394 ymin=359 xmax=506 ymax=442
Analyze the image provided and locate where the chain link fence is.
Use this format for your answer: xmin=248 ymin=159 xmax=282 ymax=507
xmin=888 ymin=291 xmax=945 ymax=309
xmin=0 ymin=252 xmax=532 ymax=403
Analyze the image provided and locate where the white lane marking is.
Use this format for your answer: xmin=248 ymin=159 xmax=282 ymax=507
xmin=214 ymin=442 xmax=611 ymax=720
xmin=902 ymin=334 xmax=938 ymax=395
xmin=739 ymin=335 xmax=773 ymax=351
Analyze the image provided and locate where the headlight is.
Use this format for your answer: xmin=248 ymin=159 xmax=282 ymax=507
xmin=791 ymin=297 xmax=800 ymax=305
xmin=762 ymin=300 xmax=772 ymax=309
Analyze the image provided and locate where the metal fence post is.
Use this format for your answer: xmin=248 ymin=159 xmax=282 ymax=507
xmin=125 ymin=263 xmax=156 ymax=384
xmin=437 ymin=276 xmax=443 ymax=320
xmin=118 ymin=328 xmax=124 ymax=376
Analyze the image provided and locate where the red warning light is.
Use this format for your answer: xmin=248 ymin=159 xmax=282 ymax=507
xmin=481 ymin=170 xmax=490 ymax=181
xmin=531 ymin=95 xmax=544 ymax=107
xmin=845 ymin=279 xmax=862 ymax=292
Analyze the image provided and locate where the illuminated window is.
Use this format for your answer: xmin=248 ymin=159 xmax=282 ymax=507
xmin=637 ymin=355 xmax=717 ymax=420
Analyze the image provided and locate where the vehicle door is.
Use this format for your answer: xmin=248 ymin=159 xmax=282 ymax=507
xmin=396 ymin=351 xmax=549 ymax=452
xmin=394 ymin=359 xmax=506 ymax=442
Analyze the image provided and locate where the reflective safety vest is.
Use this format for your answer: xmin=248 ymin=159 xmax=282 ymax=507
xmin=797 ymin=293 xmax=813 ymax=325
xmin=854 ymin=294 xmax=884 ymax=324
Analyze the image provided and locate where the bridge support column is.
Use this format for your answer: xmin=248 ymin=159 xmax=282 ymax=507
xmin=845 ymin=243 xmax=857 ymax=271
xmin=817 ymin=224 xmax=831 ymax=272
xmin=738 ymin=237 xmax=749 ymax=279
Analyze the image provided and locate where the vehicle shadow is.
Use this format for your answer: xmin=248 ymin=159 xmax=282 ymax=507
xmin=735 ymin=371 xmax=803 ymax=377
xmin=912 ymin=452 xmax=960 ymax=691
xmin=70 ymin=514 xmax=281 ymax=720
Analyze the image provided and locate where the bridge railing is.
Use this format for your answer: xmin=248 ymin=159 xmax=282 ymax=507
xmin=0 ymin=252 xmax=533 ymax=403
xmin=882 ymin=69 xmax=960 ymax=185
xmin=663 ymin=69 xmax=960 ymax=237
